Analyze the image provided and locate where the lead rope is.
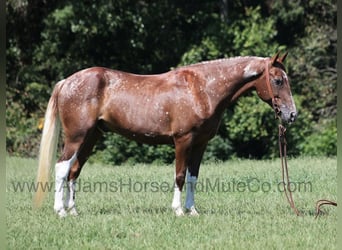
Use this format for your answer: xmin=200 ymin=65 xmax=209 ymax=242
xmin=279 ymin=123 xmax=337 ymax=218
xmin=278 ymin=124 xmax=301 ymax=216
xmin=315 ymin=200 xmax=337 ymax=218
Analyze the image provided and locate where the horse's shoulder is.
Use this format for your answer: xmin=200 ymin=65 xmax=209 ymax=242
xmin=174 ymin=68 xmax=204 ymax=85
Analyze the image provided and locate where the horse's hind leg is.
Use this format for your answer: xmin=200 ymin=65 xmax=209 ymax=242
xmin=54 ymin=141 xmax=81 ymax=217
xmin=64 ymin=126 xmax=102 ymax=216
xmin=54 ymin=124 xmax=102 ymax=217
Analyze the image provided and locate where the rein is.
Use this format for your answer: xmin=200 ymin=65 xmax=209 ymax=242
xmin=264 ymin=60 xmax=336 ymax=217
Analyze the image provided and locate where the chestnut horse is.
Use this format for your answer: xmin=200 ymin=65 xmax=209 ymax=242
xmin=34 ymin=52 xmax=296 ymax=217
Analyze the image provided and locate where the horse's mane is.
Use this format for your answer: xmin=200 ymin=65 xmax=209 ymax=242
xmin=179 ymin=56 xmax=265 ymax=69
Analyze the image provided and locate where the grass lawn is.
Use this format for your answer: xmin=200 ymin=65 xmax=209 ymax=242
xmin=6 ymin=156 xmax=336 ymax=249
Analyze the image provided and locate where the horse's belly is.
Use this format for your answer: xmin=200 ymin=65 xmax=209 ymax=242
xmin=108 ymin=125 xmax=174 ymax=145
xmin=122 ymin=131 xmax=174 ymax=145
xmin=98 ymin=114 xmax=174 ymax=145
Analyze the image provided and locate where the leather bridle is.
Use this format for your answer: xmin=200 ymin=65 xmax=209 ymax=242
xmin=265 ymin=60 xmax=336 ymax=217
xmin=264 ymin=60 xmax=280 ymax=118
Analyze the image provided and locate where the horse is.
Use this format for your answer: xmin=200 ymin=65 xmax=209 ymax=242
xmin=34 ymin=52 xmax=297 ymax=217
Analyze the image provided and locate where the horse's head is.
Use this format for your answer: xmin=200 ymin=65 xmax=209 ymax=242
xmin=255 ymin=52 xmax=297 ymax=124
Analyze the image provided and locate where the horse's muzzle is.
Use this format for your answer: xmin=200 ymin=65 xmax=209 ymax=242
xmin=280 ymin=110 xmax=297 ymax=124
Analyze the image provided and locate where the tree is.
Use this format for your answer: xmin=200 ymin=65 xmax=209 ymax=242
xmin=6 ymin=0 xmax=336 ymax=162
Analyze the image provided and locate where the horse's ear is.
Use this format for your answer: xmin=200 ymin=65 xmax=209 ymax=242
xmin=279 ymin=52 xmax=288 ymax=63
xmin=271 ymin=51 xmax=281 ymax=65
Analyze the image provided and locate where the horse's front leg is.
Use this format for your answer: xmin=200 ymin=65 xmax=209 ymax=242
xmin=184 ymin=142 xmax=208 ymax=216
xmin=171 ymin=134 xmax=192 ymax=216
xmin=172 ymin=179 xmax=185 ymax=216
xmin=185 ymin=170 xmax=199 ymax=216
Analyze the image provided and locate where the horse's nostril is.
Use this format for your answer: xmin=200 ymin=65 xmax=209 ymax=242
xmin=290 ymin=112 xmax=297 ymax=121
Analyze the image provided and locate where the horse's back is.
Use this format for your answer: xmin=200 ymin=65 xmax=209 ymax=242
xmin=54 ymin=65 xmax=213 ymax=143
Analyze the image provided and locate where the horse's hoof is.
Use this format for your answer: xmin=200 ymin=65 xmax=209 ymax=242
xmin=68 ymin=207 xmax=79 ymax=216
xmin=186 ymin=206 xmax=199 ymax=216
xmin=173 ymin=207 xmax=185 ymax=217
xmin=56 ymin=208 xmax=68 ymax=218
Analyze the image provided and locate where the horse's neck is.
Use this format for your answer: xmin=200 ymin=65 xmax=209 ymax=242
xmin=203 ymin=57 xmax=266 ymax=109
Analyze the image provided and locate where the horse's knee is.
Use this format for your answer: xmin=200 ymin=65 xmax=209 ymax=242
xmin=175 ymin=174 xmax=185 ymax=191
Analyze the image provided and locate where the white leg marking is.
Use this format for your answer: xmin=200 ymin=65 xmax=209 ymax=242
xmin=171 ymin=182 xmax=184 ymax=216
xmin=54 ymin=162 xmax=67 ymax=217
xmin=185 ymin=170 xmax=199 ymax=216
xmin=65 ymin=180 xmax=78 ymax=216
xmin=54 ymin=152 xmax=77 ymax=217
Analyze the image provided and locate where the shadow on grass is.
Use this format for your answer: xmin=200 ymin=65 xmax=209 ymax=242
xmin=83 ymin=204 xmax=337 ymax=218
xmin=93 ymin=205 xmax=171 ymax=215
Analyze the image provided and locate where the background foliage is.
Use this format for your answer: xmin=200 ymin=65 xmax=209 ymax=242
xmin=6 ymin=0 xmax=336 ymax=163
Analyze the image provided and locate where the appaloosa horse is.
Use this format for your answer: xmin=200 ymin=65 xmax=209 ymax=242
xmin=34 ymin=52 xmax=296 ymax=217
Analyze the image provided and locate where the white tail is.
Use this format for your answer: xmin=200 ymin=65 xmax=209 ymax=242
xmin=33 ymin=83 xmax=61 ymax=208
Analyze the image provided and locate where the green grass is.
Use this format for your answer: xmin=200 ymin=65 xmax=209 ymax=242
xmin=7 ymin=156 xmax=336 ymax=249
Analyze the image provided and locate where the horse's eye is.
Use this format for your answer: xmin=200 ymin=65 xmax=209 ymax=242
xmin=273 ymin=78 xmax=283 ymax=86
